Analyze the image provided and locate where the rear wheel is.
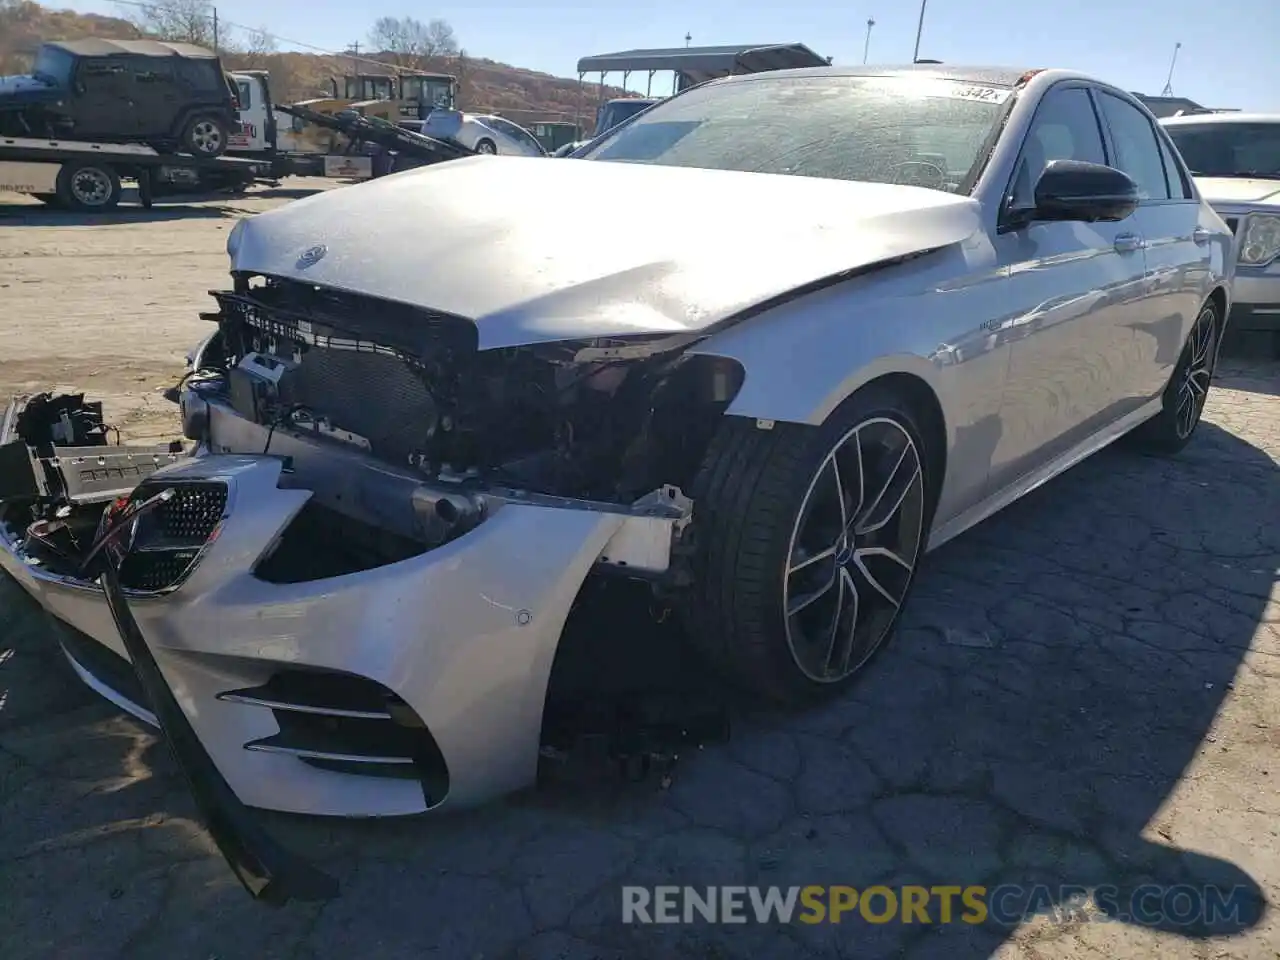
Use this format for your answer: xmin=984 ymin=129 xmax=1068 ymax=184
xmin=475 ymin=138 xmax=497 ymax=155
xmin=56 ymin=162 xmax=122 ymax=212
xmin=182 ymin=115 xmax=229 ymax=157
xmin=1131 ymin=298 xmax=1218 ymax=454
xmin=682 ymin=384 xmax=935 ymax=704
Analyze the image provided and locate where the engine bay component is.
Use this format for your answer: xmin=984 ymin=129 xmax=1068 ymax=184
xmin=202 ymin=275 xmax=744 ymax=506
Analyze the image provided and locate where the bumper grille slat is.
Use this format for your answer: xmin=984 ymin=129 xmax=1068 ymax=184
xmin=116 ymin=480 xmax=227 ymax=593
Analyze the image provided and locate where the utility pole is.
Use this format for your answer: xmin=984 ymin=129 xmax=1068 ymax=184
xmin=348 ymin=41 xmax=360 ymax=77
xmin=211 ymin=5 xmax=218 ymax=52
xmin=1161 ymin=41 xmax=1181 ymax=96
xmin=912 ymin=0 xmax=928 ymax=62
xmin=685 ymin=32 xmax=692 ymax=47
xmin=863 ymin=17 xmax=875 ymax=64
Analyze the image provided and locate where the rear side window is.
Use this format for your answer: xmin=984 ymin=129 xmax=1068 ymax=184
xmin=236 ymin=79 xmax=252 ymax=109
xmin=176 ymin=59 xmax=220 ymax=92
xmin=1156 ymin=132 xmax=1192 ymax=198
xmin=1096 ymin=92 xmax=1171 ymax=200
xmin=132 ymin=60 xmax=175 ymax=85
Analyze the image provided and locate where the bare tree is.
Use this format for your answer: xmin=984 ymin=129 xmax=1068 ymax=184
xmin=368 ymin=15 xmax=458 ymax=68
xmin=239 ymin=26 xmax=276 ymax=66
xmin=117 ymin=0 xmax=216 ymax=47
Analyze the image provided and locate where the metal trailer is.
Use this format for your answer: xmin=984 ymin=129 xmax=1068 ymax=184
xmin=573 ymin=42 xmax=831 ymax=129
xmin=0 ymin=135 xmax=269 ymax=212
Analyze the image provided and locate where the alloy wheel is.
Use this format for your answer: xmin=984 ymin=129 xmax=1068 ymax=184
xmin=192 ymin=121 xmax=223 ymax=154
xmin=1175 ymin=307 xmax=1215 ymax=440
xmin=783 ymin=416 xmax=927 ymax=683
xmin=70 ymin=168 xmax=112 ymax=206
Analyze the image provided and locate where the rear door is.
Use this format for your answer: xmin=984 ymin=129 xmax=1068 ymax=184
xmin=987 ymin=82 xmax=1151 ymax=492
xmin=128 ymin=57 xmax=180 ymax=139
xmin=1094 ymin=90 xmax=1209 ymax=401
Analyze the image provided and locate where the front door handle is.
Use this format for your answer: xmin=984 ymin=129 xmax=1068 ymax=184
xmin=1114 ymin=233 xmax=1145 ymax=254
xmin=1192 ymin=226 xmax=1212 ymax=245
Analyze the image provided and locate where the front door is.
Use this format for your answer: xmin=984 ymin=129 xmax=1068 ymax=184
xmin=988 ymin=82 xmax=1151 ymax=493
xmin=72 ymin=58 xmax=136 ymax=139
xmin=1094 ymin=90 xmax=1209 ymax=402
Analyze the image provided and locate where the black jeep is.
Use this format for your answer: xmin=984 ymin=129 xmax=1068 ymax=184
xmin=0 ymin=38 xmax=240 ymax=157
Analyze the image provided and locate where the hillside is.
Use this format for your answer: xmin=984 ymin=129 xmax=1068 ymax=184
xmin=0 ymin=1 xmax=634 ymax=129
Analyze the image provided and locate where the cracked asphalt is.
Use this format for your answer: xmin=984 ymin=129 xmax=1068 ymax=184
xmin=1 ymin=191 xmax=1278 ymax=959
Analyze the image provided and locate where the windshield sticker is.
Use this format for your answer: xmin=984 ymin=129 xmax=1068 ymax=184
xmin=943 ymin=84 xmax=1013 ymax=104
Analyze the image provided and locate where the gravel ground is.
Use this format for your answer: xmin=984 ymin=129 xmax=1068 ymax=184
xmin=0 ymin=186 xmax=1276 ymax=960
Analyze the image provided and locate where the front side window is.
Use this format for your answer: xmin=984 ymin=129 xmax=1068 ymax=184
xmin=580 ymin=75 xmax=1008 ymax=193
xmin=1008 ymin=86 xmax=1107 ymax=208
xmin=1096 ymin=92 xmax=1171 ymax=200
xmin=1164 ymin=121 xmax=1280 ymax=180
xmin=32 ymin=45 xmax=76 ymax=85
xmin=236 ymin=79 xmax=252 ymax=109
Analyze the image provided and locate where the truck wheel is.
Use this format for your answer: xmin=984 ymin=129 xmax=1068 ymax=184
xmin=681 ymin=385 xmax=937 ymax=704
xmin=56 ymin=162 xmax=122 ymax=212
xmin=183 ymin=115 xmax=229 ymax=157
xmin=475 ymin=138 xmax=497 ymax=155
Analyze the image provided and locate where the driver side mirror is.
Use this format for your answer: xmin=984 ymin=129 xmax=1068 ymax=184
xmin=1031 ymin=159 xmax=1140 ymax=223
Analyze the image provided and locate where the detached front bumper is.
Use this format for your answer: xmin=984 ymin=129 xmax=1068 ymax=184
xmin=0 ymin=438 xmax=691 ymax=817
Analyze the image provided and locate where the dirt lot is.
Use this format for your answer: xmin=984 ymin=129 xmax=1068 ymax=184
xmin=0 ymin=187 xmax=1277 ymax=960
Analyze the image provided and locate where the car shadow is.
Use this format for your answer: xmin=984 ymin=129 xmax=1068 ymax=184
xmin=525 ymin=413 xmax=1273 ymax=956
xmin=0 ymin=185 xmax=326 ymax=225
xmin=0 ymin=202 xmax=237 ymax=225
xmin=0 ymin=384 xmax=1272 ymax=958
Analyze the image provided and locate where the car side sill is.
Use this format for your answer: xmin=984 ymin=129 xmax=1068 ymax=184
xmin=926 ymin=396 xmax=1164 ymax=553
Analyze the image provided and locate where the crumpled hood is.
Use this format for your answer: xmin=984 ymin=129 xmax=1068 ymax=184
xmin=1195 ymin=176 xmax=1280 ymax=208
xmin=229 ymin=156 xmax=982 ymax=350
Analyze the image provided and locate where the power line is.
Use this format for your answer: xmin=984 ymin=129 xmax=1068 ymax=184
xmin=109 ymin=0 xmax=433 ymax=73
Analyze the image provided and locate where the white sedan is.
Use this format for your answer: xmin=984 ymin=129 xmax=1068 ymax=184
xmin=418 ymin=110 xmax=546 ymax=157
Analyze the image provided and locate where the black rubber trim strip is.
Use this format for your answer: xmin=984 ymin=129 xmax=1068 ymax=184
xmin=90 ymin=491 xmax=339 ymax=906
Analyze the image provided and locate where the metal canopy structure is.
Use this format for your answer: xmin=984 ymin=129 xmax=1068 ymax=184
xmin=576 ymin=42 xmax=830 ymax=97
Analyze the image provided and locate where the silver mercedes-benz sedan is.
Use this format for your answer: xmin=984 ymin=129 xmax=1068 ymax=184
xmin=0 ymin=65 xmax=1234 ymax=824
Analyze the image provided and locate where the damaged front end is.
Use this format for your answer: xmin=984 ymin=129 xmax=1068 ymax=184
xmin=186 ymin=273 xmax=743 ymax=580
xmin=0 ymin=271 xmax=745 ymax=901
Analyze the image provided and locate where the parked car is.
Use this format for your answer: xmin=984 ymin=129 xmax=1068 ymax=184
xmin=415 ymin=110 xmax=545 ymax=156
xmin=0 ymin=39 xmax=240 ymax=156
xmin=1 ymin=66 xmax=1232 ymax=832
xmin=1162 ymin=113 xmax=1280 ymax=356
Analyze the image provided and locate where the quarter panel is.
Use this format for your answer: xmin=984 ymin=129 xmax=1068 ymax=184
xmin=688 ymin=236 xmax=1014 ymax=527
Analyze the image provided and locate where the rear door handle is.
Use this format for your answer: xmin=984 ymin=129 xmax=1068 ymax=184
xmin=1114 ymin=233 xmax=1145 ymax=253
xmin=1192 ymin=226 xmax=1212 ymax=245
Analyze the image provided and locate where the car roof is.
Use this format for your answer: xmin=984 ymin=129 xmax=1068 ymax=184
xmin=1161 ymin=112 xmax=1280 ymax=126
xmin=46 ymin=39 xmax=219 ymax=59
xmin=713 ymin=64 xmax=1040 ymax=87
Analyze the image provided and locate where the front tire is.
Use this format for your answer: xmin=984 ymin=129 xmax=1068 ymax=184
xmin=1131 ymin=299 xmax=1218 ymax=455
xmin=682 ymin=385 xmax=934 ymax=704
xmin=56 ymin=162 xmax=122 ymax=212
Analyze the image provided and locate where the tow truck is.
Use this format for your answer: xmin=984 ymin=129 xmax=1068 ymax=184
xmin=0 ymin=134 xmax=269 ymax=211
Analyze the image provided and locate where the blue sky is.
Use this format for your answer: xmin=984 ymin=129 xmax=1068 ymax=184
xmin=56 ymin=0 xmax=1279 ymax=111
